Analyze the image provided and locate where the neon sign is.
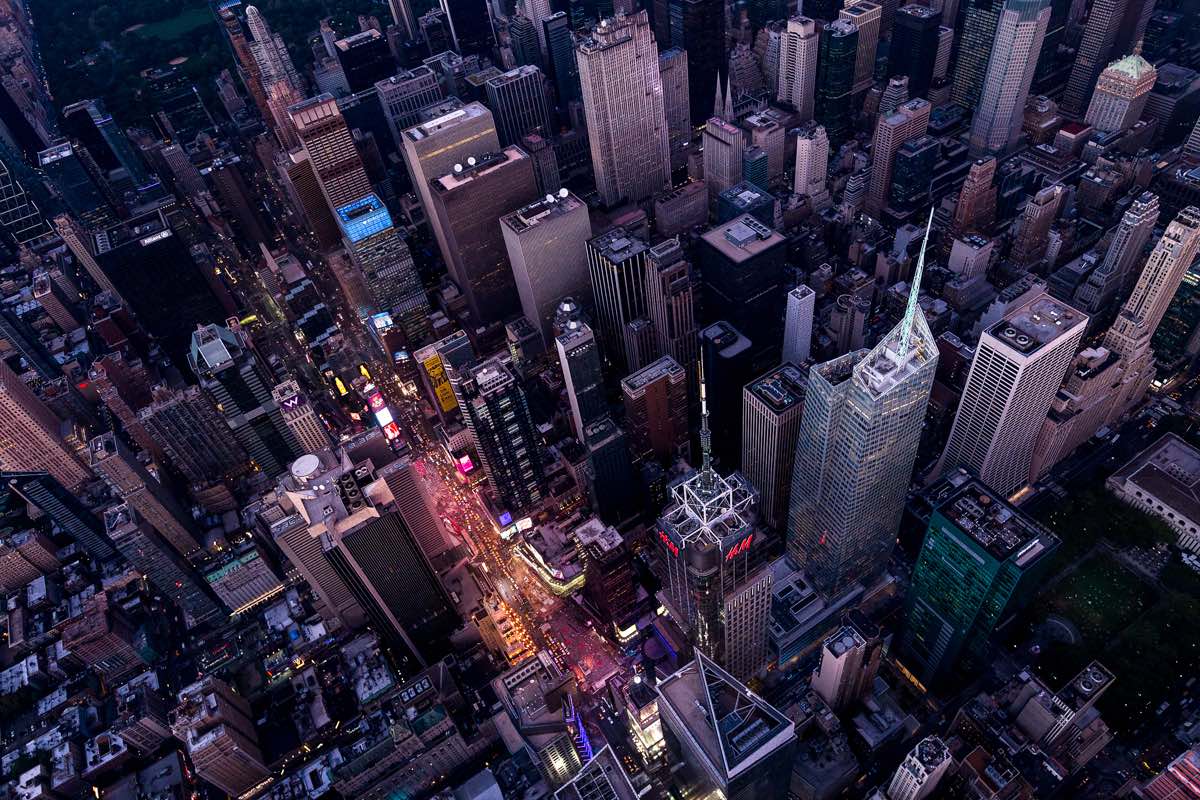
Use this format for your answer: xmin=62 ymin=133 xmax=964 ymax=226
xmin=659 ymin=530 xmax=679 ymax=557
xmin=724 ymin=533 xmax=754 ymax=561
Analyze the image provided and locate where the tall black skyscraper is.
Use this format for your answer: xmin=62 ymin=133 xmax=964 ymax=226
xmin=671 ymin=0 xmax=725 ymax=120
xmin=889 ymin=5 xmax=942 ymax=97
xmin=816 ymin=19 xmax=858 ymax=144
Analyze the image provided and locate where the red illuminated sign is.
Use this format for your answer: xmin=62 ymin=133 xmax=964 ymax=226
xmin=724 ymin=533 xmax=754 ymax=561
xmin=659 ymin=530 xmax=679 ymax=557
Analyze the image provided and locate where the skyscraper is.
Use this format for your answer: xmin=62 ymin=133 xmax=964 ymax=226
xmin=288 ymin=94 xmax=372 ymax=214
xmin=501 ymin=190 xmax=593 ymax=344
xmin=577 ymin=11 xmax=671 ymax=206
xmin=375 ymin=67 xmax=443 ymax=146
xmin=587 ymin=228 xmax=652 ymax=371
xmin=793 ymin=123 xmax=831 ymax=209
xmin=189 ymin=323 xmax=300 ymax=478
xmin=784 ymin=285 xmax=816 ymax=366
xmin=788 ymin=214 xmax=938 ymax=597
xmin=89 ymin=432 xmax=202 ymax=558
xmin=901 ymin=474 xmax=1058 ymax=684
xmin=544 ymin=13 xmax=581 ymax=106
xmin=811 ymin=616 xmax=883 ymax=710
xmin=272 ymin=380 xmax=332 ymax=454
xmin=659 ymin=48 xmax=692 ymax=167
xmin=1073 ymin=192 xmax=1160 ymax=316
xmin=777 ymin=16 xmax=819 ymax=120
xmin=335 ymin=194 xmax=431 ymax=339
xmin=967 ymin=0 xmax=1051 ymax=156
xmin=622 ymin=356 xmax=690 ymax=464
xmin=888 ymin=134 xmax=939 ymax=218
xmin=556 ymin=319 xmax=606 ymax=441
xmin=656 ymin=653 xmax=796 ymax=800
xmin=485 ymin=65 xmax=554 ymax=145
xmin=816 ymin=19 xmax=858 ymax=143
xmin=839 ymin=1 xmax=882 ymax=94
xmin=936 ymin=292 xmax=1086 ymax=495
xmin=400 ymin=101 xmax=501 ymax=271
xmin=702 ymin=117 xmax=746 ymax=200
xmin=138 ymin=386 xmax=248 ymax=484
xmin=671 ymin=0 xmax=726 ymax=120
xmin=1084 ymin=54 xmax=1157 ymax=133
xmin=645 ymin=239 xmax=700 ymax=373
xmin=170 ymin=677 xmax=269 ymax=797
xmin=428 ymin=147 xmax=540 ymax=325
xmin=0 ymin=157 xmax=48 ymax=246
xmin=0 ymin=360 xmax=91 ymax=492
xmin=951 ymin=0 xmax=1002 ymax=109
xmin=452 ymin=357 xmax=545 ymax=514
xmin=658 ymin=383 xmax=772 ymax=679
xmin=889 ymin=5 xmax=942 ymax=97
xmin=889 ymin=737 xmax=952 ymax=800
xmin=1061 ymin=0 xmax=1156 ymax=114
xmin=1009 ymin=184 xmax=1064 ymax=267
xmin=866 ymin=98 xmax=931 ymax=217
xmin=333 ymin=29 xmax=393 ymax=93
xmin=950 ymin=157 xmax=998 ymax=238
xmin=742 ymin=364 xmax=806 ymax=530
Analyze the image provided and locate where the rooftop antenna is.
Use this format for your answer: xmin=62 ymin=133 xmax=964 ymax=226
xmin=898 ymin=207 xmax=935 ymax=357
xmin=699 ymin=359 xmax=713 ymax=475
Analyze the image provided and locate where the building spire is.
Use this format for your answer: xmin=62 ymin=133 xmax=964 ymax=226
xmin=898 ymin=207 xmax=935 ymax=357
xmin=723 ymin=74 xmax=734 ymax=120
xmin=699 ymin=359 xmax=713 ymax=475
xmin=714 ymin=78 xmax=725 ymax=122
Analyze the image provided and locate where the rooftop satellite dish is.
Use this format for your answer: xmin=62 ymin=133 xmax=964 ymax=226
xmin=545 ymin=194 xmax=555 ymax=203
xmin=558 ymin=188 xmax=569 ymax=198
xmin=467 ymin=156 xmax=477 ymax=166
xmin=453 ymin=163 xmax=462 ymax=173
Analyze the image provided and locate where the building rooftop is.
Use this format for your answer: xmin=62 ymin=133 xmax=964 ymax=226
xmin=701 ymin=321 xmax=752 ymax=358
xmin=432 ymin=148 xmax=522 ymax=192
xmin=1105 ymin=53 xmax=1155 ymax=80
xmin=938 ymin=477 xmax=1056 ymax=562
xmin=590 ymin=227 xmax=649 ymax=263
xmin=403 ymin=101 xmax=490 ymax=142
xmin=988 ymin=294 xmax=1085 ymax=356
xmin=621 ymin=355 xmax=685 ymax=393
xmin=553 ymin=746 xmax=638 ymax=800
xmin=1109 ymin=433 xmax=1200 ymax=524
xmin=701 ymin=215 xmax=785 ymax=262
xmin=501 ymin=189 xmax=583 ymax=235
xmin=747 ymin=364 xmax=807 ymax=413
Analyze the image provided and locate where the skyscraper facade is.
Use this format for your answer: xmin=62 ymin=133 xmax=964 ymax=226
xmin=866 ymin=98 xmax=931 ymax=217
xmin=815 ymin=20 xmax=859 ymax=143
xmin=936 ymin=293 xmax=1086 ymax=495
xmin=272 ymin=380 xmax=332 ymax=454
xmin=1061 ymin=0 xmax=1155 ymax=114
xmin=645 ymin=239 xmax=700 ymax=373
xmin=1084 ymin=54 xmax=1157 ymax=133
xmin=659 ymin=48 xmax=692 ymax=168
xmin=484 ymin=65 xmax=554 ymax=145
xmin=622 ymin=356 xmax=690 ymax=464
xmin=0 ymin=360 xmax=91 ymax=491
xmin=839 ymin=1 xmax=883 ymax=94
xmin=556 ymin=319 xmax=606 ymax=441
xmin=742 ymin=365 xmax=806 ymax=531
xmin=288 ymin=94 xmax=372 ymax=213
xmin=794 ymin=123 xmax=831 ymax=209
xmin=788 ymin=221 xmax=938 ymax=596
xmin=777 ymin=16 xmax=819 ymax=120
xmin=967 ymin=0 xmax=1051 ymax=156
xmin=577 ymin=11 xmax=671 ymax=206
xmin=784 ymin=285 xmax=816 ymax=366
xmin=587 ymin=228 xmax=651 ymax=372
xmin=671 ymin=0 xmax=726 ymax=120
xmin=889 ymin=5 xmax=942 ymax=97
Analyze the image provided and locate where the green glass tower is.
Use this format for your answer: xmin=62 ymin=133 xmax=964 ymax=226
xmin=900 ymin=473 xmax=1059 ymax=687
xmin=816 ymin=19 xmax=858 ymax=145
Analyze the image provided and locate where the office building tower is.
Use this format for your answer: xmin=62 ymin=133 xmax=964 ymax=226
xmin=839 ymin=1 xmax=882 ymax=93
xmin=89 ymin=432 xmax=201 ymax=558
xmin=5 ymin=471 xmax=113 ymax=559
xmin=578 ymin=11 xmax=670 ymax=206
xmin=878 ymin=75 xmax=910 ymax=118
xmin=1010 ymin=184 xmax=1063 ymax=267
xmin=658 ymin=386 xmax=772 ymax=678
xmin=0 ymin=307 xmax=61 ymax=381
xmin=1029 ymin=346 xmax=1124 ymax=481
xmin=334 ymin=29 xmax=393 ymax=92
xmin=659 ymin=48 xmax=692 ymax=167
xmin=889 ymin=5 xmax=941 ymax=97
xmin=889 ymin=737 xmax=952 ymax=800
xmin=902 ymin=474 xmax=1058 ymax=684
xmin=1073 ymin=192 xmax=1160 ymax=315
xmin=503 ymin=191 xmax=592 ymax=343
xmin=967 ymin=0 xmax=1051 ymax=156
xmin=702 ymin=117 xmax=745 ymax=200
xmin=788 ymin=216 xmax=938 ymax=596
xmin=104 ymin=505 xmax=225 ymax=626
xmin=742 ymin=365 xmax=806 ymax=531
xmin=189 ymin=323 xmax=300 ymax=478
xmin=784 ymin=285 xmax=815 ymax=366
xmin=656 ymin=653 xmax=796 ymax=800
xmin=866 ymin=98 xmax=930 ymax=216
xmin=1141 ymin=750 xmax=1200 ymax=799
xmin=376 ymin=67 xmax=443 ymax=146
xmin=815 ymin=19 xmax=858 ymax=143
xmin=588 ymin=228 xmax=652 ymax=371
xmin=429 ymin=148 xmax=539 ymax=325
xmin=794 ymin=123 xmax=831 ymax=209
xmin=557 ymin=319 xmax=606 ymax=441
xmin=933 ymin=25 xmax=954 ymax=83
xmin=948 ymin=235 xmax=995 ymax=277
xmin=585 ymin=416 xmax=640 ymax=523
xmin=62 ymin=593 xmax=148 ymax=682
xmin=576 ymin=521 xmax=640 ymax=635
xmin=777 ymin=16 xmax=819 ymax=120
xmin=950 ymin=157 xmax=998 ymax=238
xmin=0 ymin=361 xmax=91 ymax=491
xmin=699 ymin=216 xmax=788 ymax=367
xmin=888 ymin=135 xmax=938 ymax=218
xmin=937 ymin=293 xmax=1085 ymax=495
xmin=1061 ymin=0 xmax=1155 ymax=114
xmin=486 ymin=65 xmax=554 ymax=145
xmin=37 ymin=141 xmax=113 ymax=226
xmin=672 ymin=0 xmax=726 ymax=120
xmin=272 ymin=381 xmax=331 ymax=453
xmin=622 ymin=356 xmax=690 ymax=463
xmin=32 ymin=268 xmax=79 ymax=333
xmin=700 ymin=321 xmax=757 ymax=468
xmin=493 ymin=652 xmax=583 ymax=787
xmin=645 ymin=239 xmax=699 ymax=372
xmin=281 ymin=150 xmax=339 ymax=249
xmin=1103 ymin=207 xmax=1200 ymax=421
xmin=510 ymin=14 xmax=542 ymax=68
xmin=288 ymin=94 xmax=371 ymax=215
xmin=170 ymin=677 xmax=268 ymax=798
xmin=544 ymin=13 xmax=582 ymax=105
xmin=1084 ymin=54 xmax=1156 ymax=134
xmin=335 ymin=194 xmax=431 ymax=338
xmin=244 ymin=5 xmax=301 ymax=90
xmin=951 ymin=0 xmax=1002 ymax=109
xmin=139 ymin=386 xmax=247 ymax=484
xmin=453 ymin=358 xmax=544 ymax=513
xmin=718 ymin=181 xmax=775 ymax=227
xmin=811 ymin=616 xmax=883 ymax=710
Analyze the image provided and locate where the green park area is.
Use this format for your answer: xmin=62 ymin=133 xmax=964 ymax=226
xmin=130 ymin=6 xmax=214 ymax=41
